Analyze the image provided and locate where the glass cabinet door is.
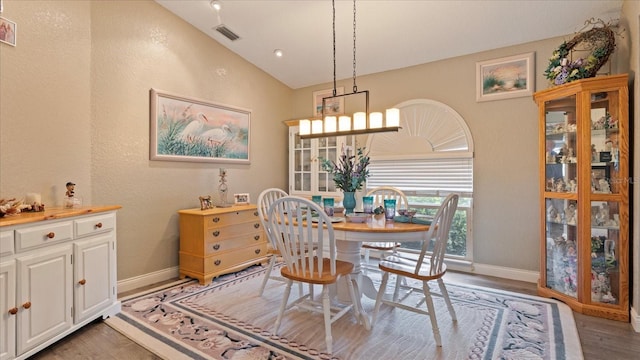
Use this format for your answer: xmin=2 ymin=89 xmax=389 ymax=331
xmin=544 ymin=95 xmax=577 ymax=194
xmin=291 ymin=133 xmax=312 ymax=193
xmin=545 ymin=198 xmax=578 ymax=298
xmin=590 ymin=200 xmax=621 ymax=304
xmin=589 ymin=90 xmax=621 ymax=195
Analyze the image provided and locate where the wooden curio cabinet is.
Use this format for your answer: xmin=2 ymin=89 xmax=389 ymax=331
xmin=533 ymin=74 xmax=629 ymax=321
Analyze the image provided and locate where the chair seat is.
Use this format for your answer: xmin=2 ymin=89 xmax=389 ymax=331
xmin=362 ymin=241 xmax=400 ymax=251
xmin=281 ymin=257 xmax=354 ymax=285
xmin=379 ymin=254 xmax=447 ymax=281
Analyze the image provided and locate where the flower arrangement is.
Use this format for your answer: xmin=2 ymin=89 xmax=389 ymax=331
xmin=543 ymin=21 xmax=615 ymax=86
xmin=320 ymin=146 xmax=370 ymax=192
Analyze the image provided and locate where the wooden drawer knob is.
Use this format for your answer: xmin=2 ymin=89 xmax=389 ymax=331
xmin=212 ymin=217 xmax=220 ymax=223
xmin=212 ymin=230 xmax=220 ymax=237
xmin=8 ymin=307 xmax=18 ymax=315
xmin=255 ymin=249 xmax=261 ymax=255
xmin=254 ymin=223 xmax=260 ymax=229
xmin=214 ymin=259 xmax=221 ymax=266
xmin=22 ymin=302 xmax=31 ymax=309
xmin=212 ymin=244 xmax=220 ymax=251
xmin=47 ymin=232 xmax=55 ymax=239
xmin=78 ymin=279 xmax=87 ymax=285
xmin=254 ymin=235 xmax=260 ymax=241
xmin=95 ymin=222 xmax=103 ymax=229
xmin=253 ymin=211 xmax=258 ymax=216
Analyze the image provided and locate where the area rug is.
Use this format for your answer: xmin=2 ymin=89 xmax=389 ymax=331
xmin=106 ymin=264 xmax=583 ymax=360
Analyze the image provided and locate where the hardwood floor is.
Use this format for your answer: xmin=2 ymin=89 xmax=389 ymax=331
xmin=29 ymin=270 xmax=639 ymax=360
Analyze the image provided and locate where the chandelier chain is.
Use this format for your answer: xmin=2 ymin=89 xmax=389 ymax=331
xmin=352 ymin=0 xmax=357 ymax=93
xmin=332 ymin=0 xmax=337 ymax=97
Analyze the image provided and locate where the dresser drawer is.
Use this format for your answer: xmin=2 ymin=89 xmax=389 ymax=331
xmin=75 ymin=213 xmax=116 ymax=238
xmin=0 ymin=229 xmax=14 ymax=256
xmin=15 ymin=221 xmax=73 ymax=252
xmin=204 ymin=243 xmax=267 ymax=273
xmin=205 ymin=221 xmax=262 ymax=242
xmin=205 ymin=232 xmax=265 ymax=255
xmin=204 ymin=210 xmax=259 ymax=228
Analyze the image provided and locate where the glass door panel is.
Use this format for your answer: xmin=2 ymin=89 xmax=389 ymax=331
xmin=590 ymin=200 xmax=620 ymax=304
xmin=590 ymin=90 xmax=621 ymax=195
xmin=545 ymin=198 xmax=578 ymax=298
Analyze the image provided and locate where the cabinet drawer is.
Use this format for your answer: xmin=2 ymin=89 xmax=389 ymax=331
xmin=16 ymin=221 xmax=73 ymax=251
xmin=0 ymin=229 xmax=14 ymax=256
xmin=75 ymin=213 xmax=116 ymax=238
xmin=204 ymin=210 xmax=259 ymax=228
xmin=205 ymin=232 xmax=265 ymax=255
xmin=205 ymin=243 xmax=267 ymax=273
xmin=205 ymin=221 xmax=262 ymax=242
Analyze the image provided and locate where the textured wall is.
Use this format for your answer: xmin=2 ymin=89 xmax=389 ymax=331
xmin=0 ymin=1 xmax=92 ymax=207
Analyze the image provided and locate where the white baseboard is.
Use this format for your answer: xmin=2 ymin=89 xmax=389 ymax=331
xmin=117 ymin=266 xmax=179 ymax=294
xmin=470 ymin=262 xmax=539 ymax=283
xmin=631 ymin=306 xmax=640 ymax=332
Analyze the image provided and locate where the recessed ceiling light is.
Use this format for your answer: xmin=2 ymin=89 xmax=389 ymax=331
xmin=274 ymin=49 xmax=283 ymax=57
xmin=210 ymin=0 xmax=221 ymax=11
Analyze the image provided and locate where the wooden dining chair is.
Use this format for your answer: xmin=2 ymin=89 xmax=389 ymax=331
xmin=362 ymin=186 xmax=409 ymax=271
xmin=372 ymin=193 xmax=459 ymax=347
xmin=256 ymin=188 xmax=291 ymax=296
xmin=267 ymin=196 xmax=365 ymax=354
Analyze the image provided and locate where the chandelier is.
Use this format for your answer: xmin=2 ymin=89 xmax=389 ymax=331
xmin=299 ymin=0 xmax=400 ymax=139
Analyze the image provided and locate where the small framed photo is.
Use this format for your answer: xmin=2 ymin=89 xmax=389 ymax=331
xmin=313 ymin=87 xmax=344 ymax=117
xmin=0 ymin=16 xmax=17 ymax=47
xmin=476 ymin=52 xmax=534 ymax=102
xmin=199 ymin=195 xmax=213 ymax=210
xmin=234 ymin=193 xmax=250 ymax=205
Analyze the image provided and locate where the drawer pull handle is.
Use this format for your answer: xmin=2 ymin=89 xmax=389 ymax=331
xmin=212 ymin=217 xmax=220 ymax=223
xmin=8 ymin=307 xmax=18 ymax=315
xmin=254 ymin=223 xmax=260 ymax=229
xmin=213 ymin=244 xmax=220 ymax=250
xmin=253 ymin=211 xmax=258 ymax=216
xmin=47 ymin=232 xmax=55 ymax=239
xmin=254 ymin=235 xmax=260 ymax=241
xmin=212 ymin=230 xmax=220 ymax=237
xmin=22 ymin=302 xmax=31 ymax=309
xmin=255 ymin=249 xmax=261 ymax=254
xmin=214 ymin=259 xmax=221 ymax=266
xmin=78 ymin=279 xmax=87 ymax=285
xmin=95 ymin=222 xmax=103 ymax=229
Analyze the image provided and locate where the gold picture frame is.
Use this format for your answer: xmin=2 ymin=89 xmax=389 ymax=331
xmin=312 ymin=87 xmax=344 ymax=117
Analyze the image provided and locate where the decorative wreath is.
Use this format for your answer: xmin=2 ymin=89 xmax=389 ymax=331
xmin=544 ymin=23 xmax=616 ymax=86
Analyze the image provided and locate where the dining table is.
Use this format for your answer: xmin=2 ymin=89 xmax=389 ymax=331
xmin=329 ymin=216 xmax=430 ymax=301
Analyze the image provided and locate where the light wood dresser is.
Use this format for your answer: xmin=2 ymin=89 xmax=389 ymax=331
xmin=178 ymin=204 xmax=268 ymax=285
xmin=0 ymin=206 xmax=121 ymax=360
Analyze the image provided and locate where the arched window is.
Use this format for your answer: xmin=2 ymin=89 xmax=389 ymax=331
xmin=366 ymin=99 xmax=474 ymax=260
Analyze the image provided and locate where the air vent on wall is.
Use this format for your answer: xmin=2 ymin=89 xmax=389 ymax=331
xmin=215 ymin=25 xmax=240 ymax=41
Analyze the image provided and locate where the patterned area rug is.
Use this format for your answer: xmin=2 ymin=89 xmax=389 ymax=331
xmin=106 ymin=264 xmax=583 ymax=360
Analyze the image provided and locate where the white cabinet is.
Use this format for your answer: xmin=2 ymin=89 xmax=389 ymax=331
xmin=16 ymin=247 xmax=73 ymax=355
xmin=0 ymin=261 xmax=16 ymax=360
xmin=288 ymin=124 xmax=355 ymax=198
xmin=0 ymin=207 xmax=120 ymax=360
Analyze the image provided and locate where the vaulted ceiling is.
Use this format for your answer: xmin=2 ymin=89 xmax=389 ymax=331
xmin=156 ymin=0 xmax=624 ymax=89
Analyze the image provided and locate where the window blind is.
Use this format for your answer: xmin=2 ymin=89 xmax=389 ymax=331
xmin=367 ymin=158 xmax=473 ymax=197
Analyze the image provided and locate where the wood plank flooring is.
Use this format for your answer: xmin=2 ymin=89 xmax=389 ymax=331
xmin=29 ymin=270 xmax=640 ymax=360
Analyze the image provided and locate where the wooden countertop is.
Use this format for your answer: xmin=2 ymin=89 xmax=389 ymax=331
xmin=0 ymin=205 xmax=122 ymax=227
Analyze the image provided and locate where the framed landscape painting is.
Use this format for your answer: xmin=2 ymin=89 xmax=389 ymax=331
xmin=476 ymin=52 xmax=534 ymax=102
xmin=313 ymin=87 xmax=344 ymax=117
xmin=150 ymin=89 xmax=250 ymax=164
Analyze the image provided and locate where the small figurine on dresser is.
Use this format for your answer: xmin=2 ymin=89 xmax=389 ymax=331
xmin=64 ymin=181 xmax=81 ymax=208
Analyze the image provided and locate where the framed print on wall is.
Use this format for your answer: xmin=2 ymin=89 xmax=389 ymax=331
xmin=150 ymin=89 xmax=251 ymax=164
xmin=313 ymin=87 xmax=344 ymax=117
xmin=0 ymin=16 xmax=17 ymax=46
xmin=476 ymin=52 xmax=534 ymax=102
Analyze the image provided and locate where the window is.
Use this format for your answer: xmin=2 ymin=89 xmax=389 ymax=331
xmin=365 ymin=99 xmax=474 ymax=260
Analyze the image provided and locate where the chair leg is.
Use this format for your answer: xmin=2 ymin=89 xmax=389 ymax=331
xmin=258 ymin=255 xmax=276 ymax=296
xmin=363 ymin=248 xmax=371 ymax=275
xmin=422 ymin=281 xmax=442 ymax=347
xmin=392 ymin=274 xmax=402 ymax=301
xmin=372 ymin=271 xmax=390 ymax=326
xmin=322 ymin=285 xmax=333 ymax=354
xmin=437 ymin=278 xmax=457 ymax=322
xmin=274 ymin=279 xmax=293 ymax=334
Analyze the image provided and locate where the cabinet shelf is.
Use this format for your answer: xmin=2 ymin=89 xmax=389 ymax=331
xmin=534 ymin=74 xmax=629 ymax=322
